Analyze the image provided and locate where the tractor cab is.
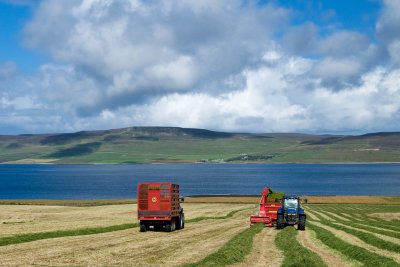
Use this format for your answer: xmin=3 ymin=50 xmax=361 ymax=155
xmin=283 ymin=197 xmax=299 ymax=209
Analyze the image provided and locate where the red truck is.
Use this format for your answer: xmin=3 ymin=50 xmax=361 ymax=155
xmin=137 ymin=182 xmax=185 ymax=232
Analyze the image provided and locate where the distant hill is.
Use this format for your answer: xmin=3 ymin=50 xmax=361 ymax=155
xmin=1 ymin=126 xmax=399 ymax=163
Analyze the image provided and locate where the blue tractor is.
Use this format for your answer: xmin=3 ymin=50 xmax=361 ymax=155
xmin=276 ymin=195 xmax=306 ymax=230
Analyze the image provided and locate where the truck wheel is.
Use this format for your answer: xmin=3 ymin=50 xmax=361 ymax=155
xmin=140 ymin=223 xmax=147 ymax=232
xmin=298 ymin=215 xmax=306 ymax=231
xmin=175 ymin=216 xmax=181 ymax=230
xmin=181 ymin=214 xmax=185 ymax=229
xmin=276 ymin=214 xmax=284 ymax=229
xmin=171 ymin=220 xmax=176 ymax=231
xmin=165 ymin=223 xmax=172 ymax=232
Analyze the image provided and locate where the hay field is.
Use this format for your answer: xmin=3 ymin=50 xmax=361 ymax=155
xmin=0 ymin=197 xmax=399 ymax=266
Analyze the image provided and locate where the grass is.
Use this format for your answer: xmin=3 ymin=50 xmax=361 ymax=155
xmin=323 ymin=221 xmax=400 ymax=252
xmin=313 ymin=211 xmax=400 ymax=239
xmin=309 ymin=211 xmax=400 ymax=253
xmin=308 ymin=222 xmax=399 ymax=267
xmin=309 ymin=205 xmax=400 ymax=230
xmin=1 ymin=126 xmax=400 ymax=163
xmin=184 ymin=223 xmax=264 ymax=267
xmin=275 ymin=226 xmax=327 ymax=267
xmin=186 ymin=207 xmax=252 ymax=223
xmin=0 ymin=199 xmax=137 ymax=206
xmin=0 ymin=223 xmax=138 ymax=247
xmin=0 ymin=207 xmax=251 ymax=246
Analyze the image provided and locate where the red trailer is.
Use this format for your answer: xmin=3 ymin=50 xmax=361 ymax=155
xmin=250 ymin=187 xmax=282 ymax=227
xmin=137 ymin=182 xmax=184 ymax=232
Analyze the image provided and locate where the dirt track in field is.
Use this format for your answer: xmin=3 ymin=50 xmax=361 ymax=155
xmin=232 ymin=227 xmax=283 ymax=267
xmin=0 ymin=208 xmax=253 ymax=266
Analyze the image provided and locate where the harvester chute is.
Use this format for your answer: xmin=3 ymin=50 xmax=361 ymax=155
xmin=250 ymin=187 xmax=282 ymax=227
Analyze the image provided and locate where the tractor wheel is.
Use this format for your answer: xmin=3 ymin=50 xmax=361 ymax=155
xmin=139 ymin=223 xmax=147 ymax=232
xmin=276 ymin=214 xmax=284 ymax=229
xmin=298 ymin=215 xmax=306 ymax=231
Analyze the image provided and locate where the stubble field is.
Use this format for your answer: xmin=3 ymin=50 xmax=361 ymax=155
xmin=0 ymin=197 xmax=399 ymax=266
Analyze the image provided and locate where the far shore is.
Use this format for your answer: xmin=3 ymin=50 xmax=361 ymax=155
xmin=2 ymin=160 xmax=400 ymax=165
xmin=0 ymin=195 xmax=399 ymax=206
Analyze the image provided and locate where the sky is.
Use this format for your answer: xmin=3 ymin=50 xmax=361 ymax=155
xmin=0 ymin=0 xmax=400 ymax=135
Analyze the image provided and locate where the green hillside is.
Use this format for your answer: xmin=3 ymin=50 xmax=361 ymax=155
xmin=0 ymin=127 xmax=399 ymax=163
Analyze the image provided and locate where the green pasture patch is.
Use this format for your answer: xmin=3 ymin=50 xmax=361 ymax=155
xmin=184 ymin=223 xmax=264 ymax=267
xmin=275 ymin=226 xmax=327 ymax=267
xmin=308 ymin=223 xmax=399 ymax=267
xmin=2 ymin=128 xmax=400 ymax=163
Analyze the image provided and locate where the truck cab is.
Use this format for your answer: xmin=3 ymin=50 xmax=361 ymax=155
xmin=276 ymin=195 xmax=306 ymax=230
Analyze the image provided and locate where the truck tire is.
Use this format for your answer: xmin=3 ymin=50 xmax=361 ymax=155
xmin=171 ymin=220 xmax=176 ymax=231
xmin=175 ymin=216 xmax=181 ymax=230
xmin=276 ymin=214 xmax=284 ymax=229
xmin=181 ymin=214 xmax=185 ymax=229
xmin=298 ymin=215 xmax=306 ymax=231
xmin=165 ymin=223 xmax=172 ymax=232
xmin=140 ymin=223 xmax=147 ymax=232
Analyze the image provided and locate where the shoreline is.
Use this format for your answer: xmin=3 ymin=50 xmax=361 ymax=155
xmin=0 ymin=195 xmax=399 ymax=206
xmin=2 ymin=161 xmax=400 ymax=165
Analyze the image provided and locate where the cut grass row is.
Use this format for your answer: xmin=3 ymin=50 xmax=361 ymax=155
xmin=186 ymin=207 xmax=253 ymax=223
xmin=308 ymin=222 xmax=399 ymax=267
xmin=309 ymin=211 xmax=400 ymax=253
xmin=0 ymin=207 xmax=251 ymax=247
xmin=308 ymin=207 xmax=400 ymax=231
xmin=318 ymin=212 xmax=400 ymax=239
xmin=275 ymin=226 xmax=327 ymax=267
xmin=307 ymin=209 xmax=400 ymax=238
xmin=184 ymin=223 xmax=264 ymax=267
xmin=0 ymin=223 xmax=138 ymax=247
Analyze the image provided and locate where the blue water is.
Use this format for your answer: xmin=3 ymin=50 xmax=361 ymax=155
xmin=0 ymin=164 xmax=399 ymax=199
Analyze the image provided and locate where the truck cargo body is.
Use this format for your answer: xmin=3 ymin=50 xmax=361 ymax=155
xmin=137 ymin=182 xmax=184 ymax=232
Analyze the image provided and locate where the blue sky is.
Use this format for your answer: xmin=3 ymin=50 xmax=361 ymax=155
xmin=0 ymin=2 xmax=42 ymax=71
xmin=1 ymin=0 xmax=400 ymax=134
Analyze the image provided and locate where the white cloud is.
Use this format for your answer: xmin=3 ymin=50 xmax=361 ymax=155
xmin=1 ymin=0 xmax=400 ymax=134
xmin=0 ymin=61 xmax=17 ymax=79
xmin=312 ymin=58 xmax=362 ymax=82
xmin=316 ymin=30 xmax=369 ymax=57
xmin=376 ymin=0 xmax=400 ymax=66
